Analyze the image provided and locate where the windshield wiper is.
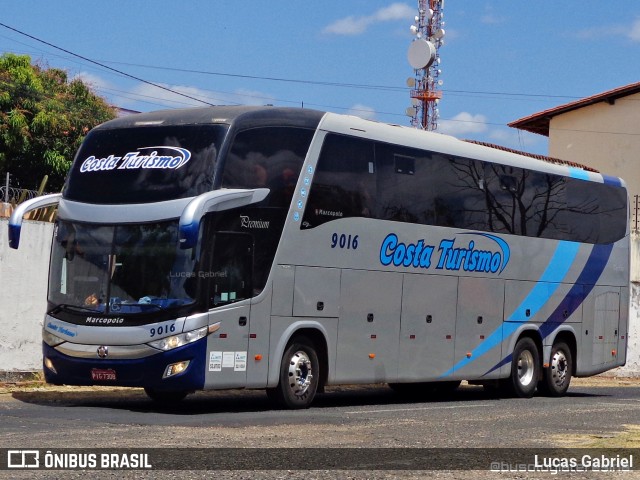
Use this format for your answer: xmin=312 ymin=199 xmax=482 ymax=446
xmin=49 ymin=304 xmax=102 ymax=315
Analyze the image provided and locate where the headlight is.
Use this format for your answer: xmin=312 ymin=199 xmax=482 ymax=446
xmin=147 ymin=326 xmax=208 ymax=351
xmin=43 ymin=329 xmax=65 ymax=347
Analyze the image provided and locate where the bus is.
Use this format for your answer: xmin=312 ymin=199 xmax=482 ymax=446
xmin=9 ymin=106 xmax=629 ymax=408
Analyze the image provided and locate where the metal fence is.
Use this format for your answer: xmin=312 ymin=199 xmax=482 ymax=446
xmin=0 ymin=186 xmax=42 ymax=204
xmin=0 ymin=186 xmax=56 ymax=222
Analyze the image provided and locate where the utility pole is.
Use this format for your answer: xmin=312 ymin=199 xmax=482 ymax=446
xmin=407 ymin=0 xmax=445 ymax=131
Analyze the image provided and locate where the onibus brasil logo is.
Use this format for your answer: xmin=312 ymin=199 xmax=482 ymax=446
xmin=380 ymin=232 xmax=510 ymax=274
xmin=79 ymin=146 xmax=191 ymax=172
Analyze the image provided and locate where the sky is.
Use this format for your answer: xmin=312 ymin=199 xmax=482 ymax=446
xmin=1 ymin=1 xmax=639 ymax=156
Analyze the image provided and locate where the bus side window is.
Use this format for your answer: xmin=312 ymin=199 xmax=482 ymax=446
xmin=302 ymin=134 xmax=375 ymax=228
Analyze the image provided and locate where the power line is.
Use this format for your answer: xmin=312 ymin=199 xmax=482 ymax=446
xmin=0 ymin=22 xmax=216 ymax=107
xmin=0 ymin=27 xmax=590 ymax=103
xmin=1 ymin=25 xmax=638 ymax=138
xmin=100 ymin=59 xmax=591 ymax=101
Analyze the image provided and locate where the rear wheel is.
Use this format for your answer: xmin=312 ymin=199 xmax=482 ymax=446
xmin=267 ymin=336 xmax=319 ymax=409
xmin=539 ymin=341 xmax=572 ymax=397
xmin=505 ymin=337 xmax=540 ymax=398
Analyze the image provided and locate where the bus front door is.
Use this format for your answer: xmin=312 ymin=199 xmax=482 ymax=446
xmin=204 ymin=232 xmax=253 ymax=389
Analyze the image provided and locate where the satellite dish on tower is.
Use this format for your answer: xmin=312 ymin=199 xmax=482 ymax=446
xmin=407 ymin=38 xmax=436 ymax=69
xmin=432 ymin=28 xmax=446 ymax=40
xmin=406 ymin=77 xmax=416 ymax=88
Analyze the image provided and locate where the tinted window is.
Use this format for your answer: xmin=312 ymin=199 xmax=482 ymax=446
xmin=219 ymin=126 xmax=316 ymax=291
xmin=64 ymin=125 xmax=227 ymax=204
xmin=302 ymin=133 xmax=627 ymax=244
xmin=376 ymin=143 xmax=487 ymax=229
xmin=566 ymin=179 xmax=627 ymax=244
xmin=222 ymin=127 xmax=315 ymax=208
xmin=301 ymin=134 xmax=375 ymax=228
xmin=201 ymin=206 xmax=286 ymax=295
xmin=483 ymin=164 xmax=569 ymax=239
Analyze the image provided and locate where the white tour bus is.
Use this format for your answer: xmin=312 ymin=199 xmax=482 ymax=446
xmin=9 ymin=106 xmax=629 ymax=408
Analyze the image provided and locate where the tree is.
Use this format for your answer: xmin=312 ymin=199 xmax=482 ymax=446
xmin=0 ymin=53 xmax=116 ymax=191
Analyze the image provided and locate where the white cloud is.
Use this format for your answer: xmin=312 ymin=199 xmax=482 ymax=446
xmin=628 ymin=17 xmax=640 ymax=42
xmin=128 ymin=83 xmax=276 ymax=109
xmin=74 ymin=71 xmax=113 ymax=91
xmin=71 ymin=71 xmax=277 ymax=111
xmin=323 ymin=3 xmax=414 ymax=36
xmin=438 ymin=112 xmax=488 ymax=136
xmin=575 ymin=17 xmax=640 ymax=42
xmin=374 ymin=3 xmax=415 ymax=22
xmin=232 ymin=88 xmax=277 ymax=106
xmin=480 ymin=14 xmax=506 ymax=25
xmin=130 ymin=83 xmax=219 ymax=108
xmin=346 ymin=104 xmax=376 ymax=120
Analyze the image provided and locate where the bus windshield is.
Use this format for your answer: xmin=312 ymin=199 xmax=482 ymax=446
xmin=48 ymin=220 xmax=197 ymax=314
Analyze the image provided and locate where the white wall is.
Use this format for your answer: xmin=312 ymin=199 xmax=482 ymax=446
xmin=614 ymin=282 xmax=640 ymax=377
xmin=0 ymin=219 xmax=53 ymax=371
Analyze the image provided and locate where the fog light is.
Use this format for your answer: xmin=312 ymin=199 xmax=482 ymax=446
xmin=163 ymin=360 xmax=190 ymax=379
xmin=44 ymin=357 xmax=57 ymax=374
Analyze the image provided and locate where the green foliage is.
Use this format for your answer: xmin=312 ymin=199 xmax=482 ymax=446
xmin=0 ymin=53 xmax=116 ymax=190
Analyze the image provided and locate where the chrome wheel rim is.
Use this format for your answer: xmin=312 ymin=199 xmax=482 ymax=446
xmin=550 ymin=350 xmax=569 ymax=387
xmin=287 ymin=350 xmax=313 ymax=398
xmin=517 ymin=350 xmax=535 ymax=387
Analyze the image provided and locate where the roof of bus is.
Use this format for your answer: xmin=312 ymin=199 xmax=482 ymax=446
xmin=90 ymin=106 xmax=620 ymax=186
xmin=93 ymin=105 xmax=325 ymax=130
xmin=317 ymin=112 xmax=618 ymax=185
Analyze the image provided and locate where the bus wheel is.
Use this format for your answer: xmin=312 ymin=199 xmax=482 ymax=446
xmin=507 ymin=337 xmax=540 ymax=398
xmin=539 ymin=342 xmax=572 ymax=397
xmin=144 ymin=387 xmax=189 ymax=404
xmin=267 ymin=336 xmax=319 ymax=409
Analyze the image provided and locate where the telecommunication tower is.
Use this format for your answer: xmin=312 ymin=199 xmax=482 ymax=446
xmin=406 ymin=0 xmax=445 ymax=130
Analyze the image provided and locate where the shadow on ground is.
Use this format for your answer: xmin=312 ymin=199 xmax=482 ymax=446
xmin=9 ymin=383 xmax=611 ymax=416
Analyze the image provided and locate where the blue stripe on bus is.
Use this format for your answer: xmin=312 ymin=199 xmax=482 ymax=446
xmin=484 ymin=242 xmax=614 ymax=376
xmin=437 ymin=241 xmax=580 ymax=378
xmin=602 ymin=174 xmax=622 ymax=187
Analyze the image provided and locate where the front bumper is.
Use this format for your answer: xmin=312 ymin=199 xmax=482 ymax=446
xmin=42 ymin=337 xmax=207 ymax=391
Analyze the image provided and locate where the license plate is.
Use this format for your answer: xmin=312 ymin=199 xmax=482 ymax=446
xmin=91 ymin=368 xmax=116 ymax=381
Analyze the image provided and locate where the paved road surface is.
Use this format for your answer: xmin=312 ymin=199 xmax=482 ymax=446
xmin=1 ymin=381 xmax=639 ymax=478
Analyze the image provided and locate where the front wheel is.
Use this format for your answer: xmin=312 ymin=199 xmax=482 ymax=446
xmin=267 ymin=336 xmax=319 ymax=409
xmin=538 ymin=342 xmax=572 ymax=397
xmin=505 ymin=337 xmax=540 ymax=398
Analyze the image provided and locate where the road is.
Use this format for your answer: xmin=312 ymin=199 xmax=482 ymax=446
xmin=1 ymin=379 xmax=640 ymax=478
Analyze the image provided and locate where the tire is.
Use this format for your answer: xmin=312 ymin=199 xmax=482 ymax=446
xmin=267 ymin=336 xmax=319 ymax=409
xmin=144 ymin=387 xmax=189 ymax=404
xmin=538 ymin=341 xmax=572 ymax=397
xmin=505 ymin=337 xmax=540 ymax=398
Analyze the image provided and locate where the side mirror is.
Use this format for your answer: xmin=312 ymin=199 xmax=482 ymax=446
xmin=178 ymin=188 xmax=269 ymax=249
xmin=8 ymin=193 xmax=62 ymax=249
